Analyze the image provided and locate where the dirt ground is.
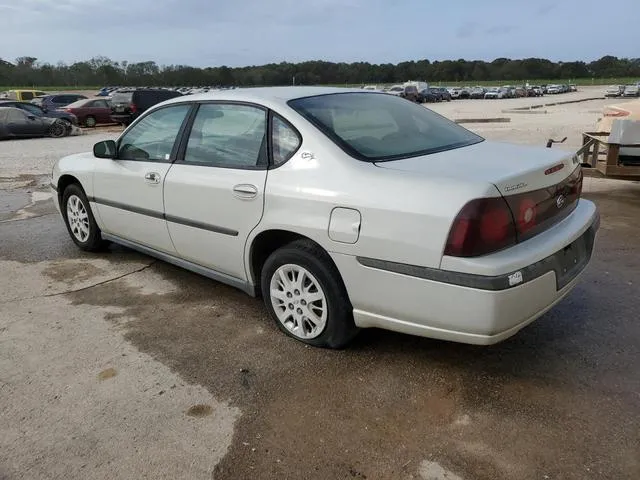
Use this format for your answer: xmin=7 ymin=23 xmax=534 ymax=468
xmin=1 ymin=91 xmax=639 ymax=480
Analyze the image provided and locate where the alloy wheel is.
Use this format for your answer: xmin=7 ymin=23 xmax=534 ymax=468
xmin=66 ymin=195 xmax=90 ymax=242
xmin=269 ymin=264 xmax=328 ymax=340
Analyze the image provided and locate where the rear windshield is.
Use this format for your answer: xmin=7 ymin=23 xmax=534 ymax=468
xmin=288 ymin=92 xmax=483 ymax=162
xmin=111 ymin=92 xmax=133 ymax=103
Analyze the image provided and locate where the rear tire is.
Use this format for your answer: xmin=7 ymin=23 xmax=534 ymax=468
xmin=62 ymin=184 xmax=106 ymax=252
xmin=84 ymin=116 xmax=97 ymax=128
xmin=261 ymin=239 xmax=358 ymax=349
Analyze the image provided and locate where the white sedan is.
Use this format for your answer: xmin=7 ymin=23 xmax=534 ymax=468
xmin=51 ymin=87 xmax=599 ymax=348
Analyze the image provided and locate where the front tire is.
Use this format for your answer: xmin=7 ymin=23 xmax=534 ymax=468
xmin=261 ymin=239 xmax=358 ymax=349
xmin=49 ymin=121 xmax=67 ymax=138
xmin=84 ymin=116 xmax=97 ymax=128
xmin=62 ymin=184 xmax=105 ymax=251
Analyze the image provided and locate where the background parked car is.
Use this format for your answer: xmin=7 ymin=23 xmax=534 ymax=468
xmin=623 ymin=85 xmax=639 ymax=97
xmin=418 ymin=89 xmax=438 ymax=103
xmin=605 ymin=85 xmax=625 ymax=97
xmin=470 ymin=87 xmax=486 ymax=99
xmin=32 ymin=94 xmax=88 ymax=111
xmin=448 ymin=87 xmax=461 ymax=99
xmin=0 ymin=100 xmax=78 ymax=125
xmin=431 ymin=87 xmax=451 ymax=101
xmin=385 ymin=85 xmax=404 ymax=96
xmin=400 ymin=85 xmax=421 ymax=102
xmin=0 ymin=106 xmax=69 ymax=139
xmin=110 ymin=88 xmax=183 ymax=125
xmin=0 ymin=89 xmax=48 ymax=102
xmin=62 ymin=98 xmax=112 ymax=127
xmin=96 ymin=86 xmax=119 ymax=97
xmin=484 ymin=87 xmax=507 ymax=99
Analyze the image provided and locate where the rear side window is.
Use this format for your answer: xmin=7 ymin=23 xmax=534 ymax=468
xmin=183 ymin=103 xmax=267 ymax=168
xmin=271 ymin=115 xmax=301 ymax=166
xmin=21 ymin=92 xmax=34 ymax=100
xmin=289 ymin=93 xmax=483 ymax=161
xmin=111 ymin=92 xmax=133 ymax=104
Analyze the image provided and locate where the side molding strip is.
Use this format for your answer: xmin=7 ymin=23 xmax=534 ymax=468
xmin=91 ymin=196 xmax=238 ymax=236
xmin=101 ymin=233 xmax=256 ymax=296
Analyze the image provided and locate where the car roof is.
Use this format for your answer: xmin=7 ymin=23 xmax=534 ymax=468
xmin=162 ymin=86 xmax=369 ymax=108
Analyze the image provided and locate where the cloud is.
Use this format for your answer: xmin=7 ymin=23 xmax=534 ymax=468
xmin=456 ymin=22 xmax=479 ymax=39
xmin=536 ymin=4 xmax=555 ymax=16
xmin=485 ymin=25 xmax=517 ymax=35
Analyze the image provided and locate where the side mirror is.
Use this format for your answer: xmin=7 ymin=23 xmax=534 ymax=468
xmin=27 ymin=115 xmax=36 ymax=120
xmin=93 ymin=140 xmax=117 ymax=159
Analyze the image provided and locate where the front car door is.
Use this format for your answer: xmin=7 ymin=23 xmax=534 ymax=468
xmin=163 ymin=102 xmax=268 ymax=280
xmin=92 ymin=103 xmax=192 ymax=253
xmin=6 ymin=108 xmax=43 ymax=136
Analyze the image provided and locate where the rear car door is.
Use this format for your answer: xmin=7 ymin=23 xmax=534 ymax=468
xmin=92 ymin=104 xmax=192 ymax=253
xmin=163 ymin=102 xmax=268 ymax=279
xmin=92 ymin=99 xmax=112 ymax=123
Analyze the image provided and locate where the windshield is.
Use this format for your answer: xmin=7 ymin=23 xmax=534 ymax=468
xmin=288 ymin=92 xmax=483 ymax=162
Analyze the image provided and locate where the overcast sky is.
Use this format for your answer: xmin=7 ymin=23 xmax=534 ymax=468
xmin=1 ymin=0 xmax=637 ymax=67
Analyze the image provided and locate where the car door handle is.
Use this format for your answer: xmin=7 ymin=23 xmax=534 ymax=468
xmin=144 ymin=172 xmax=161 ymax=184
xmin=233 ymin=184 xmax=258 ymax=199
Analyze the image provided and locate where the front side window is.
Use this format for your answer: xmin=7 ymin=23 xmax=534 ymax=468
xmin=118 ymin=105 xmax=190 ymax=161
xmin=183 ymin=103 xmax=267 ymax=168
xmin=8 ymin=109 xmax=27 ymax=122
xmin=271 ymin=115 xmax=300 ymax=166
xmin=289 ymin=93 xmax=483 ymax=161
xmin=21 ymin=92 xmax=34 ymax=100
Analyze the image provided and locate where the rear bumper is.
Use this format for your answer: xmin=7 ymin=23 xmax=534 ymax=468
xmin=332 ymin=199 xmax=599 ymax=345
xmin=110 ymin=114 xmax=133 ymax=124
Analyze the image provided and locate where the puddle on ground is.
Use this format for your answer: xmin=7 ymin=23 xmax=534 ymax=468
xmin=43 ymin=261 xmax=106 ymax=284
xmin=186 ymin=404 xmax=213 ymax=417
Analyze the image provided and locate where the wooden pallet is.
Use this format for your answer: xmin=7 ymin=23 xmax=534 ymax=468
xmin=578 ymin=132 xmax=640 ymax=177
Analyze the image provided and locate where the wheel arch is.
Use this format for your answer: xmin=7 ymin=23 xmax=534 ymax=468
xmin=56 ymin=174 xmax=83 ymax=206
xmin=247 ymin=229 xmax=344 ymax=295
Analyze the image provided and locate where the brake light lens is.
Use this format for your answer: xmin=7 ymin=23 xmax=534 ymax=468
xmin=504 ymin=167 xmax=582 ymax=243
xmin=444 ymin=197 xmax=516 ymax=257
xmin=445 ymin=168 xmax=583 ymax=258
xmin=130 ymin=103 xmax=137 ymax=113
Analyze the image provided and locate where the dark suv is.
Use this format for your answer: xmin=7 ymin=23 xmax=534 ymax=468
xmin=110 ymin=89 xmax=183 ymax=125
xmin=31 ymin=94 xmax=87 ymax=111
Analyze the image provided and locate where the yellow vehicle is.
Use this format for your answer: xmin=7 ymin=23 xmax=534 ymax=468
xmin=0 ymin=89 xmax=48 ymax=102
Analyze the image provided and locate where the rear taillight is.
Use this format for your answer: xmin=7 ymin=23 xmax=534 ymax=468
xmin=130 ymin=103 xmax=137 ymax=113
xmin=505 ymin=168 xmax=582 ymax=243
xmin=444 ymin=197 xmax=517 ymax=257
xmin=445 ymin=168 xmax=583 ymax=258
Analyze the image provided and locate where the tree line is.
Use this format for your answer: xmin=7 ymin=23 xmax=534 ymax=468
xmin=1 ymin=55 xmax=639 ymax=87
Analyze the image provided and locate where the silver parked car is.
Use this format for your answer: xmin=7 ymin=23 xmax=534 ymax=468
xmin=51 ymin=87 xmax=598 ymax=348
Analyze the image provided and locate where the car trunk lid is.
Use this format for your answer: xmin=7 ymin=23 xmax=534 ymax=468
xmin=375 ymin=140 xmax=583 ymax=244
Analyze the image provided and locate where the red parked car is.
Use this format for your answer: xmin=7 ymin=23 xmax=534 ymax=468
xmin=62 ymin=98 xmax=112 ymax=127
